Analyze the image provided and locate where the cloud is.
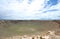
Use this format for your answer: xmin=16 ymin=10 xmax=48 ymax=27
xmin=0 ymin=0 xmax=60 ymax=20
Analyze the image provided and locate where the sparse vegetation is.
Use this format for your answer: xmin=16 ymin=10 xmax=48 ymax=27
xmin=0 ymin=20 xmax=60 ymax=38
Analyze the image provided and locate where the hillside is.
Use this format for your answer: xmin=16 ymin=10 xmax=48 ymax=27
xmin=0 ymin=20 xmax=60 ymax=37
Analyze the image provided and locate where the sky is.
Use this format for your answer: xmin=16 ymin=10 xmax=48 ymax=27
xmin=0 ymin=0 xmax=60 ymax=20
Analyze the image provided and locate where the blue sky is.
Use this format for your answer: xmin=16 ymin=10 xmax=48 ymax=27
xmin=0 ymin=0 xmax=60 ymax=20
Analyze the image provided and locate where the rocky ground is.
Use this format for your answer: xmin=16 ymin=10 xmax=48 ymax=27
xmin=0 ymin=20 xmax=60 ymax=39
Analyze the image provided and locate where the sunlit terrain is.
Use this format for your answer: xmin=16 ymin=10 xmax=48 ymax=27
xmin=0 ymin=0 xmax=60 ymax=20
xmin=0 ymin=20 xmax=60 ymax=39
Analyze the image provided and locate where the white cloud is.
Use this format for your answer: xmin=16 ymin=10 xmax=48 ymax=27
xmin=0 ymin=0 xmax=60 ymax=20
